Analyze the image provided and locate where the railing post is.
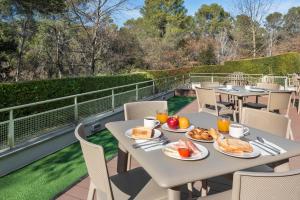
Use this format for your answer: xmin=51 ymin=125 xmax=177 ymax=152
xmin=74 ymin=96 xmax=78 ymax=122
xmin=136 ymin=84 xmax=139 ymax=101
xmin=211 ymin=75 xmax=214 ymax=83
xmin=112 ymin=89 xmax=115 ymax=111
xmin=8 ymin=109 xmax=14 ymax=148
xmin=152 ymin=81 xmax=155 ymax=95
xmin=284 ymin=77 xmax=288 ymax=89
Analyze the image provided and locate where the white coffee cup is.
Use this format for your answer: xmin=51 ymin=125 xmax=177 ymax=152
xmin=226 ymin=85 xmax=233 ymax=90
xmin=229 ymin=124 xmax=249 ymax=138
xmin=144 ymin=117 xmax=160 ymax=129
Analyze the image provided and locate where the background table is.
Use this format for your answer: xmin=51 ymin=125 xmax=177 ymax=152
xmin=106 ymin=112 xmax=300 ymax=200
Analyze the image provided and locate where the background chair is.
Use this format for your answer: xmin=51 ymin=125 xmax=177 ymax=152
xmin=124 ymin=101 xmax=168 ymax=121
xmin=124 ymin=101 xmax=168 ymax=170
xmin=245 ymin=91 xmax=292 ymax=117
xmin=257 ymin=82 xmax=280 ymax=90
xmin=75 ymin=124 xmax=167 ymax=200
xmin=195 ymin=87 xmax=236 ymax=122
xmin=241 ymin=108 xmax=293 ymax=172
xmin=197 ymin=169 xmax=300 ymax=200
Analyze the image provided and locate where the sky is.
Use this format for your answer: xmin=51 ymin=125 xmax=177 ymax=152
xmin=113 ymin=0 xmax=300 ymax=26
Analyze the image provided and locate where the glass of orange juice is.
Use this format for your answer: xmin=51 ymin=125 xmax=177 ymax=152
xmin=156 ymin=110 xmax=168 ymax=124
xmin=217 ymin=116 xmax=231 ymax=133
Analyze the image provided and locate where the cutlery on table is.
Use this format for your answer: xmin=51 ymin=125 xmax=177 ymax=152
xmin=251 ymin=142 xmax=277 ymax=156
xmin=133 ymin=137 xmax=168 ymax=149
xmin=256 ymin=137 xmax=281 ymax=154
xmin=143 ymin=140 xmax=170 ymax=150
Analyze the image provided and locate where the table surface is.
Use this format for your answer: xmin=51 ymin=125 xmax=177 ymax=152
xmin=106 ymin=112 xmax=300 ymax=189
xmin=215 ymin=87 xmax=269 ymax=97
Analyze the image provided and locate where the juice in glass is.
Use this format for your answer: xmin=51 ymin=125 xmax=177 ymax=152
xmin=217 ymin=116 xmax=230 ymax=133
xmin=156 ymin=110 xmax=168 ymax=124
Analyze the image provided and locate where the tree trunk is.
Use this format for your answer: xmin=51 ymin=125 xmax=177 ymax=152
xmin=252 ymin=25 xmax=257 ymax=58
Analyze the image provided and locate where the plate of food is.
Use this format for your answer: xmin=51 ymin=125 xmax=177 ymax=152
xmin=213 ymin=138 xmax=260 ymax=158
xmin=162 ymin=139 xmax=209 ymax=161
xmin=125 ymin=127 xmax=162 ymax=140
xmin=161 ymin=116 xmax=194 ymax=133
xmin=185 ymin=128 xmax=224 ymax=143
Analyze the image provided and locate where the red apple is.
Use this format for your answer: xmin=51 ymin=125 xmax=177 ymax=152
xmin=167 ymin=116 xmax=179 ymax=129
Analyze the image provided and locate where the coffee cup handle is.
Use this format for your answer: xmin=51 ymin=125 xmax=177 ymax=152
xmin=155 ymin=120 xmax=160 ymax=127
xmin=243 ymin=127 xmax=250 ymax=136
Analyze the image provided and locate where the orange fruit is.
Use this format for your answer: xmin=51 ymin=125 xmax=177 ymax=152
xmin=179 ymin=117 xmax=190 ymax=129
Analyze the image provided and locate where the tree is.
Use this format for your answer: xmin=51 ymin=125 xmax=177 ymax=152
xmin=67 ymin=0 xmax=128 ymax=75
xmin=235 ymin=0 xmax=273 ymax=57
xmin=283 ymin=7 xmax=300 ymax=35
xmin=194 ymin=3 xmax=232 ymax=37
xmin=141 ymin=0 xmax=189 ymax=38
xmin=265 ymin=12 xmax=283 ymax=56
xmin=198 ymin=43 xmax=217 ymax=65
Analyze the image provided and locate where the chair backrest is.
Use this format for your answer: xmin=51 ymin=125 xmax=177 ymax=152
xmin=124 ymin=101 xmax=168 ymax=120
xmin=195 ymin=87 xmax=218 ymax=115
xmin=267 ymin=91 xmax=292 ymax=116
xmin=75 ymin=124 xmax=113 ymax=200
xmin=241 ymin=108 xmax=291 ymax=139
xmin=201 ymin=82 xmax=220 ymax=88
xmin=232 ymin=169 xmax=300 ymax=200
xmin=257 ymin=82 xmax=280 ymax=90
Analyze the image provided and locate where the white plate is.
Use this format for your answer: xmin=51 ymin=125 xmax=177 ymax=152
xmin=185 ymin=131 xmax=224 ymax=143
xmin=162 ymin=142 xmax=209 ymax=161
xmin=213 ymin=141 xmax=261 ymax=158
xmin=125 ymin=128 xmax=162 ymax=140
xmin=247 ymin=88 xmax=265 ymax=92
xmin=161 ymin=123 xmax=195 ymax=133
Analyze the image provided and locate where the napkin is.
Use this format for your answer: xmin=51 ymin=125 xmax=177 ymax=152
xmin=249 ymin=140 xmax=287 ymax=156
xmin=135 ymin=140 xmax=166 ymax=152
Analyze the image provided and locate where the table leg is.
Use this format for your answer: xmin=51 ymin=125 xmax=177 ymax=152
xmin=238 ymin=97 xmax=243 ymax=123
xmin=168 ymin=187 xmax=181 ymax=200
xmin=201 ymin=180 xmax=208 ymax=197
xmin=117 ymin=144 xmax=128 ymax=173
xmin=256 ymin=95 xmax=259 ymax=104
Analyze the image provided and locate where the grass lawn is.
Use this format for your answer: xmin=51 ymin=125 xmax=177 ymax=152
xmin=0 ymin=96 xmax=195 ymax=200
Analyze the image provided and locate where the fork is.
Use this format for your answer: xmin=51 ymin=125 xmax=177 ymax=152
xmin=133 ymin=136 xmax=168 ymax=149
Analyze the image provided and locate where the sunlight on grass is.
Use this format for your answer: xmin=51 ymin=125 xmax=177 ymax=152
xmin=0 ymin=96 xmax=195 ymax=200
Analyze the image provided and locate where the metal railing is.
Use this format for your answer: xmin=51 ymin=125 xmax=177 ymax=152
xmin=0 ymin=74 xmax=190 ymax=151
xmin=190 ymin=73 xmax=290 ymax=89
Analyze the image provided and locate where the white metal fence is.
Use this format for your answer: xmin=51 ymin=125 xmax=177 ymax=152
xmin=0 ymin=75 xmax=190 ymax=151
xmin=190 ymin=73 xmax=291 ymax=89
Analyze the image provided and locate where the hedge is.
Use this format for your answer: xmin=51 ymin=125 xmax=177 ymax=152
xmin=191 ymin=52 xmax=300 ymax=75
xmin=0 ymin=74 xmax=150 ymax=120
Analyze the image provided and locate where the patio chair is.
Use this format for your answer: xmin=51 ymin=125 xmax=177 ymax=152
xmin=241 ymin=107 xmax=293 ymax=140
xmin=245 ymin=91 xmax=292 ymax=117
xmin=197 ymin=169 xmax=300 ymax=200
xmin=200 ymin=82 xmax=232 ymax=106
xmin=124 ymin=101 xmax=168 ymax=121
xmin=75 ymin=124 xmax=168 ymax=200
xmin=241 ymin=108 xmax=293 ymax=172
xmin=257 ymin=82 xmax=280 ymax=90
xmin=195 ymin=87 xmax=236 ymax=122
xmin=124 ymin=101 xmax=168 ymax=170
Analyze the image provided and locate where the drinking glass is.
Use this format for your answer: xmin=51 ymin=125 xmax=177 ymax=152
xmin=217 ymin=116 xmax=231 ymax=133
xmin=156 ymin=110 xmax=168 ymax=124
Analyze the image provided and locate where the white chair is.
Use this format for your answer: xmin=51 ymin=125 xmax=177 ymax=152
xmin=75 ymin=124 xmax=168 ymax=200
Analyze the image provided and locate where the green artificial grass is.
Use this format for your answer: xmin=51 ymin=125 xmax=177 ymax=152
xmin=0 ymin=96 xmax=195 ymax=200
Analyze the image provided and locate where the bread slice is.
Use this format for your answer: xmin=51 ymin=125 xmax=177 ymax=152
xmin=131 ymin=127 xmax=153 ymax=139
xmin=217 ymin=138 xmax=253 ymax=154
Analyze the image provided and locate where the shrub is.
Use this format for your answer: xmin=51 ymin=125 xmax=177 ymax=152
xmin=191 ymin=52 xmax=300 ymax=75
xmin=0 ymin=74 xmax=150 ymax=120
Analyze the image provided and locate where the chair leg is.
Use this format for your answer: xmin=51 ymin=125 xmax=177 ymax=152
xmin=187 ymin=182 xmax=193 ymax=199
xmin=127 ymin=154 xmax=132 ymax=170
xmin=233 ymin=110 xmax=237 ymax=122
xmin=87 ymin=183 xmax=96 ymax=200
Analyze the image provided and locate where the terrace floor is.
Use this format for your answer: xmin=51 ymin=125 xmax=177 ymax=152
xmin=57 ymin=96 xmax=300 ymax=200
